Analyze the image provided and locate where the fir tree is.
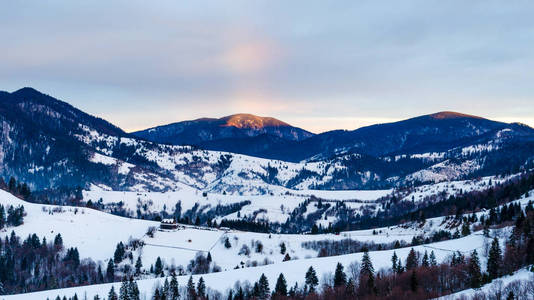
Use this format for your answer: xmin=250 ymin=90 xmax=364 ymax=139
xmin=406 ymin=248 xmax=418 ymax=270
xmin=155 ymin=257 xmax=164 ymax=276
xmin=422 ymin=250 xmax=429 ymax=267
xmin=274 ymin=273 xmax=288 ymax=296
xmin=169 ymin=273 xmax=179 ymax=300
xmin=119 ymin=279 xmax=129 ymax=300
xmin=257 ymin=273 xmax=270 ymax=300
xmin=391 ymin=251 xmax=398 ymax=273
xmin=468 ymin=250 xmax=482 ymax=288
xmin=187 ymin=276 xmax=196 ymax=300
xmin=305 ymin=266 xmax=319 ymax=292
xmin=429 ymin=250 xmax=437 ymax=266
xmin=487 ymin=237 xmax=502 ymax=279
xmin=360 ymin=249 xmax=375 ymax=293
xmin=135 ymin=256 xmax=143 ymax=275
xmin=128 ymin=277 xmax=140 ymax=300
xmin=114 ymin=242 xmax=125 ymax=263
xmin=333 ymin=263 xmax=346 ymax=287
xmin=106 ymin=259 xmax=115 ymax=281
xmin=108 ymin=286 xmax=118 ymax=300
xmin=197 ymin=277 xmax=206 ymax=299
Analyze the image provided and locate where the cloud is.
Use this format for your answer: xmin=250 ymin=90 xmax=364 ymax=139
xmin=1 ymin=1 xmax=533 ymax=132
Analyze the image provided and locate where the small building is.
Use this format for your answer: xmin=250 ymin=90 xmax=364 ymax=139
xmin=160 ymin=219 xmax=178 ymax=230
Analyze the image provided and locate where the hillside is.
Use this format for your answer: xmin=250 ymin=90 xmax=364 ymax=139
xmin=131 ymin=113 xmax=314 ymax=145
xmin=2 ymin=88 xmax=534 ymax=196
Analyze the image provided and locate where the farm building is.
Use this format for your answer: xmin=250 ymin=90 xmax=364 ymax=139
xmin=160 ymin=218 xmax=178 ymax=230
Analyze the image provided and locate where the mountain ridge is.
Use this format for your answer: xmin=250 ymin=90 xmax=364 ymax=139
xmin=1 ymin=87 xmax=533 ymax=194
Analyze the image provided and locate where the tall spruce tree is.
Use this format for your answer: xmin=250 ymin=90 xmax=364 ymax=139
xmin=258 ymin=273 xmax=270 ymax=300
xmin=187 ymin=276 xmax=196 ymax=300
xmin=391 ymin=251 xmax=398 ymax=273
xmin=333 ymin=263 xmax=346 ymax=287
xmin=406 ymin=248 xmax=418 ymax=270
xmin=155 ymin=257 xmax=164 ymax=276
xmin=487 ymin=237 xmax=502 ymax=279
xmin=169 ymin=273 xmax=179 ymax=300
xmin=274 ymin=273 xmax=288 ymax=296
xmin=360 ymin=250 xmax=375 ymax=293
xmin=422 ymin=250 xmax=429 ymax=267
xmin=106 ymin=259 xmax=115 ymax=281
xmin=429 ymin=250 xmax=437 ymax=266
xmin=468 ymin=250 xmax=482 ymax=288
xmin=197 ymin=277 xmax=206 ymax=299
xmin=305 ymin=266 xmax=319 ymax=292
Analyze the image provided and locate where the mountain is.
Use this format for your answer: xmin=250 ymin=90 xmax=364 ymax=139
xmin=1 ymin=87 xmax=534 ymax=195
xmin=131 ymin=113 xmax=314 ymax=146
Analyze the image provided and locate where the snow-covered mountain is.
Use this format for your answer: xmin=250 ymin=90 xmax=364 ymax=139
xmin=132 ymin=113 xmax=314 ymax=145
xmin=1 ymin=87 xmax=534 ymax=195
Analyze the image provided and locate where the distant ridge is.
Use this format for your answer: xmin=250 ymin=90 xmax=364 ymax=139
xmin=131 ymin=113 xmax=314 ymax=145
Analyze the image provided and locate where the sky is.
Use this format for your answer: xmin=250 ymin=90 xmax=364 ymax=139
xmin=1 ymin=1 xmax=534 ymax=133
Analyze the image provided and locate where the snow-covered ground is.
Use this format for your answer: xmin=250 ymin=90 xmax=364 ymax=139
xmin=2 ymin=178 xmax=531 ymax=299
xmin=1 ymin=233 xmax=490 ymax=300
xmin=83 ymin=184 xmax=392 ymax=224
xmin=0 ymin=190 xmax=154 ymax=262
xmin=438 ymin=268 xmax=534 ymax=300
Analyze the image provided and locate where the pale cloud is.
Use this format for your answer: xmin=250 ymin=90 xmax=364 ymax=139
xmin=1 ymin=0 xmax=533 ymax=133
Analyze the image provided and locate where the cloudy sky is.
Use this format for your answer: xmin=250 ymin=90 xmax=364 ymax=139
xmin=1 ymin=1 xmax=534 ymax=133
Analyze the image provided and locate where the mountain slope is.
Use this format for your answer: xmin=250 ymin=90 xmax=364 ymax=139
xmin=131 ymin=113 xmax=314 ymax=146
xmin=1 ymin=87 xmax=534 ymax=194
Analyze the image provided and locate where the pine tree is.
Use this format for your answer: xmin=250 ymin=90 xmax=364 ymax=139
xmin=162 ymin=278 xmax=169 ymax=298
xmin=305 ymin=266 xmax=319 ymax=292
xmin=333 ymin=262 xmax=346 ymax=287
xmin=187 ymin=276 xmax=196 ymax=300
xmin=468 ymin=250 xmax=482 ymax=288
xmin=106 ymin=259 xmax=115 ymax=281
xmin=108 ymin=286 xmax=118 ymax=300
xmin=169 ymin=273 xmax=179 ymax=300
xmin=274 ymin=273 xmax=288 ymax=296
xmin=422 ymin=250 xmax=429 ymax=267
xmin=429 ymin=250 xmax=437 ymax=266
xmin=391 ymin=251 xmax=398 ymax=273
xmin=114 ymin=242 xmax=125 ymax=263
xmin=155 ymin=257 xmax=164 ymax=276
xmin=406 ymin=248 xmax=418 ymax=270
xmin=119 ymin=279 xmax=129 ymax=300
xmin=128 ymin=277 xmax=140 ymax=300
xmin=280 ymin=242 xmax=286 ymax=254
xmin=54 ymin=234 xmax=63 ymax=248
xmin=135 ymin=256 xmax=143 ymax=275
xmin=197 ymin=277 xmax=206 ymax=299
xmin=487 ymin=237 xmax=502 ymax=279
xmin=360 ymin=249 xmax=375 ymax=293
xmin=258 ymin=273 xmax=270 ymax=300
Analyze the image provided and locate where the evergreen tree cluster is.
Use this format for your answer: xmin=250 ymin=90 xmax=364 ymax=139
xmin=0 ymin=231 xmax=112 ymax=295
xmin=0 ymin=204 xmax=25 ymax=229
